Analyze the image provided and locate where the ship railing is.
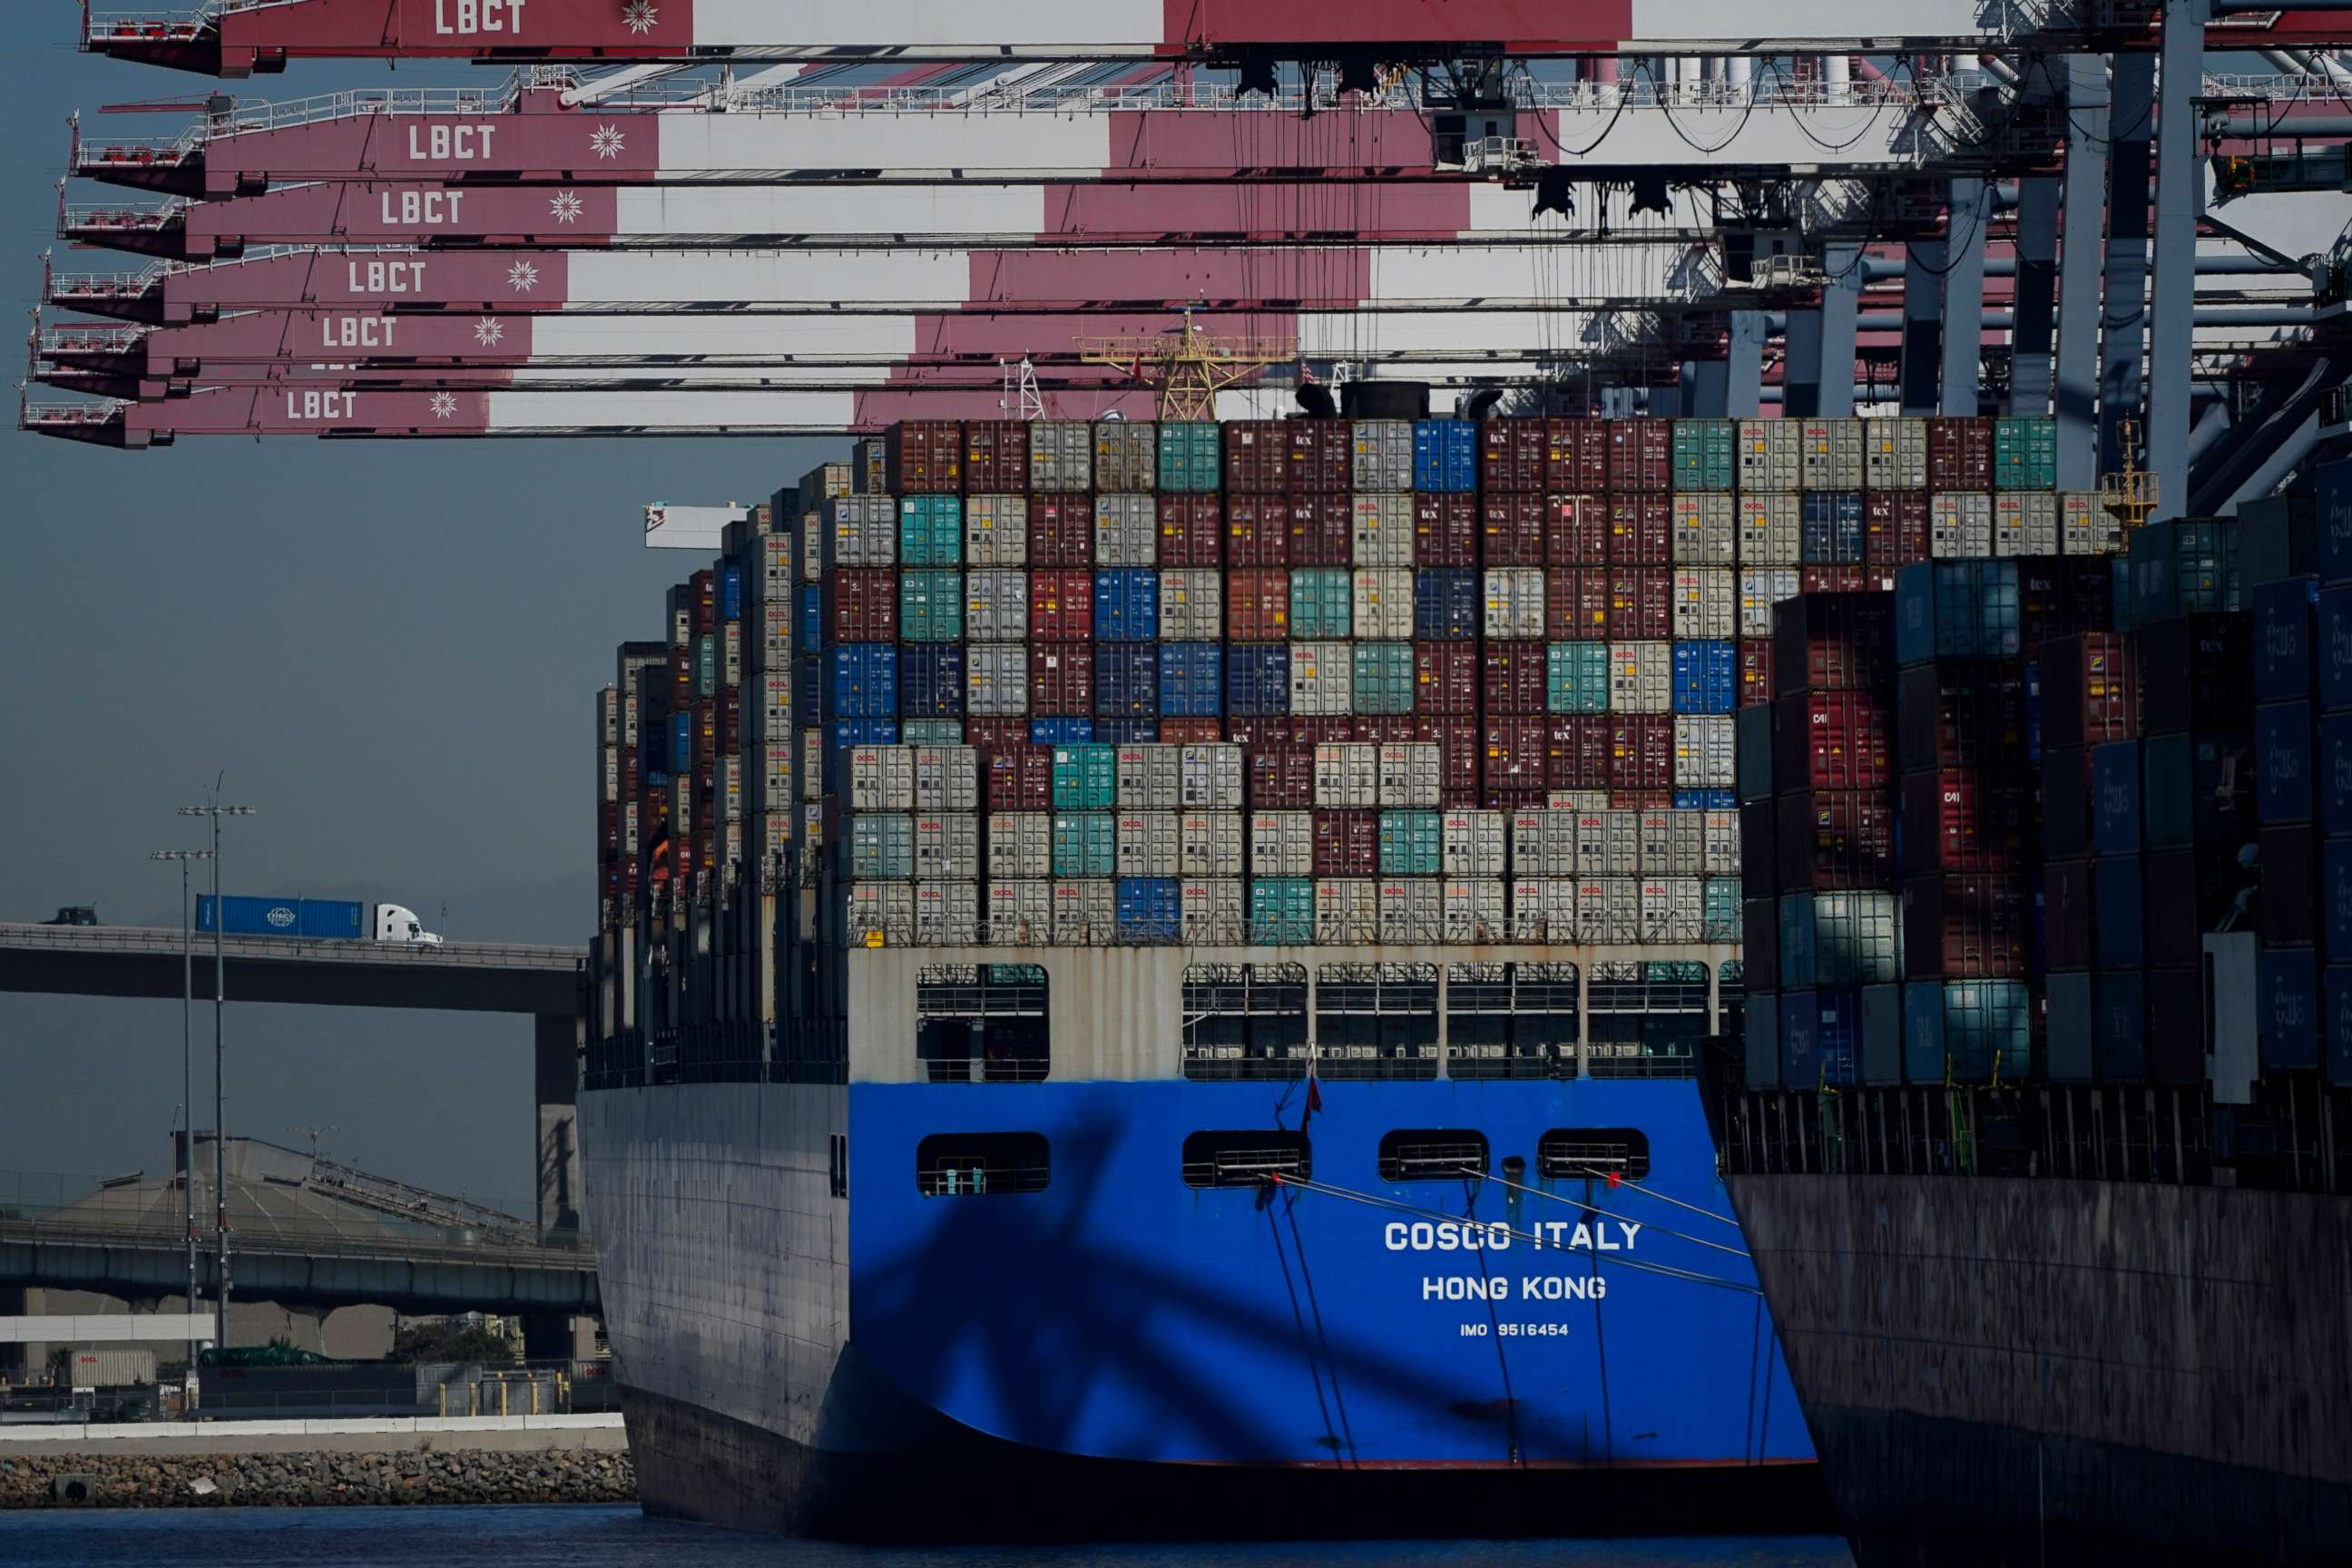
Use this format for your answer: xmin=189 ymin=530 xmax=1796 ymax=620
xmin=85 ymin=8 xmax=216 ymax=44
xmin=39 ymin=326 xmax=144 ymax=353
xmin=21 ymin=400 xmax=127 ymax=426
xmin=916 ymin=1057 xmax=1050 ymax=1084
xmin=61 ymin=201 xmax=185 ymax=230
xmin=859 ymin=921 xmax=1730 ymax=947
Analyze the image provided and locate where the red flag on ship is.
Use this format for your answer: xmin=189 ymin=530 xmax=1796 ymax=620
xmin=1606 ymin=1170 xmax=1622 ymax=1189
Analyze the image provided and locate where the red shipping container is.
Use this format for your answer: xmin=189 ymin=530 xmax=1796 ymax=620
xmin=886 ymin=419 xmax=964 ymax=494
xmin=1607 ymin=716 xmax=1673 ymax=795
xmin=1223 ymin=420 xmax=1290 ymax=493
xmin=1414 ymin=641 xmax=1480 ymax=714
xmin=1605 ymin=568 xmax=1672 ymax=641
xmin=1312 ymin=809 xmax=1379 ymax=877
xmin=1482 ymin=495 xmax=1547 ymax=566
xmin=1774 ymin=593 xmax=1895 ymax=694
xmin=963 ymin=420 xmax=1030 ymax=493
xmin=985 ymin=745 xmax=1054 ymax=812
xmin=827 ymin=567 xmax=900 ymax=642
xmin=1025 ymin=569 xmax=1093 ymax=642
xmin=1897 ymin=664 xmax=2027 ymax=772
xmin=1775 ymin=788 xmax=1896 ymax=889
xmin=1547 ymin=419 xmax=1612 ymax=493
xmin=1547 ymin=715 xmax=1610 ymax=791
xmin=1483 ymin=718 xmax=1548 ymax=791
xmin=1225 ymin=495 xmax=1293 ymax=566
xmin=2044 ymin=632 xmax=2139 ymax=747
xmin=691 ymin=570 xmax=716 ymax=634
xmin=1290 ymin=716 xmax=1357 ymax=745
xmin=1482 ymin=641 xmax=1548 ymax=714
xmin=1738 ymin=637 xmax=1776 ymax=707
xmin=1865 ymin=491 xmax=1931 ymax=567
xmin=1547 ymin=495 xmax=1610 ymax=565
xmin=1773 ymin=690 xmax=1893 ymax=789
xmin=1417 ymin=716 xmax=1484 ymax=806
xmin=1029 ymin=495 xmax=1093 ymax=566
xmin=1160 ymin=718 xmax=1226 ymax=744
xmin=1249 ymin=744 xmax=1316 ymax=808
xmin=1353 ymin=715 xmax=1420 ymax=744
xmin=1286 ymin=419 xmax=1355 ymax=495
xmin=1901 ymin=769 xmax=2030 ymax=875
xmin=1413 ymin=495 xmax=1478 ymax=567
xmin=1479 ymin=419 xmax=1548 ymax=493
xmin=965 ymin=718 xmax=1032 ymax=754
xmin=1605 ymin=418 xmax=1671 ymax=492
xmin=1029 ymin=643 xmax=1094 ymax=716
xmin=1485 ymin=785 xmax=1549 ymax=813
xmin=1612 ymin=789 xmax=1674 ymax=811
xmin=1223 ymin=717 xmax=1279 ymax=750
xmin=1605 ymin=495 xmax=1672 ymax=565
xmin=1926 ymin=416 xmax=1994 ymax=490
xmin=1288 ymin=495 xmax=1352 ymax=565
xmin=1157 ymin=495 xmax=1223 ymax=567
xmin=1544 ymin=567 xmax=1609 ymax=640
xmin=1801 ymin=564 xmax=1874 ymax=594
xmin=1226 ymin=567 xmax=1291 ymax=641
xmin=1904 ymin=873 xmax=2029 ymax=979
xmin=693 ymin=702 xmax=716 ymax=769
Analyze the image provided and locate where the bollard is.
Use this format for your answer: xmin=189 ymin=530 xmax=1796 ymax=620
xmin=499 ymin=1379 xmax=509 ymax=1418
xmin=438 ymin=1385 xmax=447 ymax=1419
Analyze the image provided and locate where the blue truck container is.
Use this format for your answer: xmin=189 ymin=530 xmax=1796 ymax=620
xmin=1094 ymin=569 xmax=1160 ymax=641
xmin=1672 ymin=640 xmax=1737 ymax=714
xmin=671 ymin=710 xmax=692 ymax=772
xmin=1414 ymin=421 xmax=1478 ymax=493
xmin=1115 ymin=877 xmax=1181 ymax=941
xmin=1896 ymin=560 xmax=2021 ymax=665
xmin=1415 ymin=570 xmax=1480 ymax=641
xmin=2259 ymin=947 xmax=2320 ymax=1072
xmin=826 ymin=719 xmax=898 ymax=748
xmin=2252 ymin=576 xmax=2318 ymax=703
xmin=826 ymin=644 xmax=899 ymax=719
xmin=1094 ymin=642 xmax=1160 ymax=718
xmin=1159 ymin=642 xmax=1224 ymax=717
xmin=1095 ymin=719 xmax=1160 ymax=743
xmin=1030 ymin=718 xmax=1094 ymax=746
xmin=2091 ymin=740 xmax=2141 ymax=856
xmin=2255 ymin=701 xmax=2314 ymax=824
xmin=796 ymin=585 xmax=825 ymax=655
xmin=899 ymin=644 xmax=966 ymax=719
xmin=196 ymin=896 xmax=364 ymax=940
xmin=721 ymin=563 xmax=743 ymax=622
xmin=1798 ymin=495 xmax=1865 ymax=565
xmin=1227 ymin=644 xmax=1290 ymax=715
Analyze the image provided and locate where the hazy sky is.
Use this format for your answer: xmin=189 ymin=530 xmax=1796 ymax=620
xmin=0 ymin=35 xmax=842 ymax=1208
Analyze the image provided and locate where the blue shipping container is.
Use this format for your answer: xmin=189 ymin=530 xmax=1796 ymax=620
xmin=2252 ymin=576 xmax=2318 ymax=703
xmin=1159 ymin=642 xmax=1224 ymax=717
xmin=2328 ymin=838 xmax=2352 ymax=952
xmin=1094 ymin=569 xmax=1160 ymax=641
xmin=826 ymin=644 xmax=899 ymax=719
xmin=2095 ymin=972 xmax=2147 ymax=1081
xmin=796 ymin=585 xmax=825 ymax=654
xmin=2091 ymin=740 xmax=2142 ymax=856
xmin=2093 ymin=855 xmax=2145 ymax=968
xmin=1895 ymin=560 xmax=2021 ymax=666
xmin=1415 ymin=570 xmax=1481 ymax=641
xmin=2320 ymin=456 xmax=2352 ymax=589
xmin=1675 ymin=789 xmax=1736 ymax=810
xmin=721 ymin=564 xmax=743 ymax=623
xmin=1115 ymin=877 xmax=1181 ymax=941
xmin=2323 ymin=713 xmax=2352 ymax=836
xmin=826 ymin=719 xmax=897 ymax=748
xmin=1030 ymin=718 xmax=1095 ymax=745
xmin=1095 ymin=719 xmax=1160 ymax=743
xmin=1414 ymin=421 xmax=1478 ymax=493
xmin=1779 ymin=991 xmax=1858 ymax=1089
xmin=2260 ymin=947 xmax=2320 ymax=1072
xmin=2319 ymin=585 xmax=2352 ymax=712
xmin=1095 ymin=642 xmax=1161 ymax=718
xmin=671 ymin=710 xmax=692 ymax=773
xmin=1798 ymin=495 xmax=1865 ymax=565
xmin=2327 ymin=965 xmax=2352 ymax=1085
xmin=1671 ymin=640 xmax=1737 ymax=714
xmin=899 ymin=644 xmax=966 ymax=719
xmin=794 ymin=662 xmax=820 ymax=730
xmin=2255 ymin=701 xmax=2314 ymax=824
xmin=196 ymin=896 xmax=364 ymax=941
xmin=1227 ymin=644 xmax=1291 ymax=716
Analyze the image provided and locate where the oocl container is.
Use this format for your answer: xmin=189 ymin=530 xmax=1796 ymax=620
xmin=1672 ymin=493 xmax=1737 ymax=564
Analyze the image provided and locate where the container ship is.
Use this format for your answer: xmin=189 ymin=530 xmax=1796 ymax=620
xmin=1716 ymin=457 xmax=2352 ymax=1565
xmin=580 ymin=403 xmax=2124 ymax=1537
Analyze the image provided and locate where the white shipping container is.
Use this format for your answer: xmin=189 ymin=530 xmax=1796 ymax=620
xmin=1512 ymin=808 xmax=1577 ymax=878
xmin=1315 ymin=878 xmax=1378 ymax=944
xmin=1377 ymin=879 xmax=1445 ymax=944
xmin=914 ymin=813 xmax=983 ymax=881
xmin=1550 ymin=789 xmax=1611 ymax=812
xmin=1863 ymin=416 xmax=1929 ymax=490
xmin=1444 ymin=879 xmax=1508 ymax=944
xmin=1443 ymin=809 xmax=1507 ymax=877
xmin=913 ymin=745 xmax=980 ymax=812
xmin=1353 ymin=420 xmax=1416 ymax=492
xmin=1672 ymin=717 xmax=1737 ymax=789
xmin=1051 ymin=878 xmax=1117 ymax=944
xmin=988 ymin=812 xmax=1054 ymax=880
xmin=1353 ymin=567 xmax=1416 ymax=641
xmin=1378 ymin=743 xmax=1443 ymax=808
xmin=1180 ymin=744 xmax=1246 ymax=808
xmin=1931 ymin=493 xmax=1994 ymax=557
xmin=1610 ymin=641 xmax=1672 ymax=714
xmin=1994 ymin=493 xmax=2060 ymax=557
xmin=1574 ymin=878 xmax=1642 ymax=945
xmin=1351 ymin=493 xmax=1416 ymax=566
xmin=1027 ymin=422 xmax=1094 ymax=493
xmin=985 ymin=879 xmax=1054 ymax=944
xmin=720 ymin=756 xmax=743 ymax=822
xmin=1739 ymin=567 xmax=1803 ymax=637
xmin=966 ymin=643 xmax=1030 ymax=717
xmin=1510 ymin=878 xmax=1577 ymax=942
xmin=964 ymin=495 xmax=1030 ymax=565
xmin=1736 ymin=494 xmax=1800 ymax=565
xmin=1671 ymin=567 xmax=1738 ymax=641
xmin=1640 ymin=879 xmax=1706 ymax=944
xmin=722 ymin=622 xmax=741 ymax=688
xmin=622 ymin=799 xmax=640 ymax=854
xmin=1116 ymin=811 xmax=1182 ymax=877
xmin=1703 ymin=810 xmax=1740 ymax=877
xmin=1181 ymin=878 xmax=1247 ymax=945
xmin=823 ymin=495 xmax=897 ymax=567
xmin=1737 ymin=418 xmax=1802 ymax=492
xmin=1290 ymin=642 xmax=1355 ymax=716
xmin=847 ymin=882 xmax=915 ymax=946
xmin=1116 ymin=744 xmax=1183 ymax=808
xmin=1159 ymin=569 xmax=1225 ymax=641
xmin=801 ymin=730 xmax=822 ymax=803
xmin=1315 ymin=743 xmax=1381 ymax=808
xmin=1181 ymin=811 xmax=1247 ymax=878
xmin=1251 ymin=810 xmax=1315 ymax=877
xmin=1800 ymin=418 xmax=1866 ymax=491
xmin=850 ymin=745 xmax=916 ymax=812
xmin=800 ymin=512 xmax=824 ymax=582
xmin=1671 ymin=493 xmax=1737 ymax=564
xmin=1575 ymin=811 xmax=1642 ymax=878
xmin=1638 ymin=809 xmax=1708 ymax=876
xmin=964 ymin=569 xmax=1030 ymax=642
xmin=2059 ymin=491 xmax=2124 ymax=556
xmin=915 ymin=880 xmax=981 ymax=946
xmin=1094 ymin=495 xmax=1157 ymax=565
xmin=804 ymin=802 xmax=824 ymax=854
xmin=1483 ymin=567 xmax=1547 ymax=640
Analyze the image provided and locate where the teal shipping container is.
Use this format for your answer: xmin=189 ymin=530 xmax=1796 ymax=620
xmin=898 ymin=495 xmax=964 ymax=564
xmin=899 ymin=720 xmax=965 ymax=744
xmin=851 ymin=814 xmax=915 ymax=880
xmin=2141 ymin=732 xmax=2196 ymax=850
xmin=1052 ymin=812 xmax=1117 ymax=877
xmin=1250 ymin=877 xmax=1315 ymax=944
xmin=1052 ymin=744 xmax=1117 ymax=808
xmin=1703 ymin=878 xmax=1740 ymax=942
xmin=2129 ymin=518 xmax=2241 ymax=621
xmin=1353 ymin=642 xmax=1416 ymax=714
xmin=899 ymin=569 xmax=965 ymax=642
xmin=1380 ymin=811 xmax=1444 ymax=875
xmin=1159 ymin=422 xmax=1223 ymax=493
xmin=1290 ymin=568 xmax=1352 ymax=639
xmin=1903 ymin=978 xmax=2033 ymax=1083
xmin=696 ymin=633 xmax=715 ymax=697
xmin=1993 ymin=416 xmax=2057 ymax=491
xmin=1672 ymin=419 xmax=1736 ymax=492
xmin=1547 ymin=642 xmax=1612 ymax=713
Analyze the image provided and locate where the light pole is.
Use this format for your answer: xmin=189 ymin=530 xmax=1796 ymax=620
xmin=179 ymin=780 xmax=254 ymax=1357
xmin=149 ymin=848 xmax=213 ymax=1403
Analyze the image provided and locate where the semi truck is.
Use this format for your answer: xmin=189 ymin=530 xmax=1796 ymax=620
xmin=195 ymin=896 xmax=442 ymax=946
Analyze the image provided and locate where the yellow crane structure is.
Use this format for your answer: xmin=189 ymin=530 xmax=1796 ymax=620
xmin=2101 ymin=416 xmax=2160 ymax=534
xmin=1080 ymin=307 xmax=1297 ymax=422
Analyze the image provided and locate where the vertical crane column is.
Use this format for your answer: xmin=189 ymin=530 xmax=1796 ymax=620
xmin=1818 ymin=240 xmax=1864 ymax=416
xmin=2146 ymin=0 xmax=2210 ymax=520
xmin=1724 ymin=310 xmax=1769 ymax=417
xmin=2101 ymin=53 xmax=2158 ymax=475
xmin=1940 ymin=178 xmax=1992 ymax=415
xmin=2055 ymin=54 xmax=2112 ymax=488
xmin=2011 ymin=177 xmax=2060 ymax=415
xmin=1900 ymin=236 xmax=1946 ymax=416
